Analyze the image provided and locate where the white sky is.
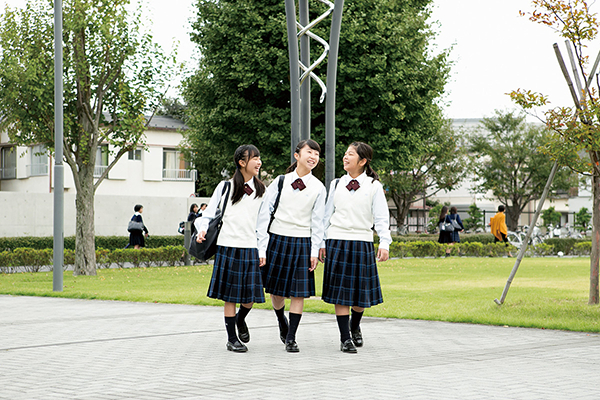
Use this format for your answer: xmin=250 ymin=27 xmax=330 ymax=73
xmin=2 ymin=0 xmax=597 ymax=119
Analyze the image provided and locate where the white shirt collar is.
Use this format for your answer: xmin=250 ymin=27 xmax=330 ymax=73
xmin=343 ymin=171 xmax=368 ymax=184
xmin=244 ymin=177 xmax=255 ymax=189
xmin=290 ymin=170 xmax=312 ymax=183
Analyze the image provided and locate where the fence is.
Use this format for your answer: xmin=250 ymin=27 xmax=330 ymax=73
xmin=390 ymin=209 xmax=580 ymax=234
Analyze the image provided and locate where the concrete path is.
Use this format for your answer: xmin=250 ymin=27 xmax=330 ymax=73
xmin=1 ymin=295 xmax=599 ymax=399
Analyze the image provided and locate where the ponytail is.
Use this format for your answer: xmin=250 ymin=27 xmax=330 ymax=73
xmin=350 ymin=141 xmax=379 ymax=181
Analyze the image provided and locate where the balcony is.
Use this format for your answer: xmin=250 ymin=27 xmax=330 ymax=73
xmin=26 ymin=164 xmax=49 ymax=177
xmin=1 ymin=167 xmax=16 ymax=180
xmin=162 ymin=169 xmax=197 ymax=181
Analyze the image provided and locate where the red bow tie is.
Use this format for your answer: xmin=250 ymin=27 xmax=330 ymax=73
xmin=244 ymin=183 xmax=253 ymax=196
xmin=291 ymin=178 xmax=306 ymax=191
xmin=346 ymin=179 xmax=360 ymax=191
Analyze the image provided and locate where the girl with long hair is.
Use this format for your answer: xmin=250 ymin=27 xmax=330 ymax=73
xmin=256 ymin=139 xmax=327 ymax=352
xmin=195 ymin=144 xmax=266 ymax=352
xmin=319 ymin=142 xmax=392 ymax=353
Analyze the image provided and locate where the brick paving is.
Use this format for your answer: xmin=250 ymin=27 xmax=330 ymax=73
xmin=1 ymin=295 xmax=599 ymax=399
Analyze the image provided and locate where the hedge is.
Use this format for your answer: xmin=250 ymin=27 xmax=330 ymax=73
xmin=0 ymin=246 xmax=187 ymax=273
xmin=0 ymin=236 xmax=185 ymax=252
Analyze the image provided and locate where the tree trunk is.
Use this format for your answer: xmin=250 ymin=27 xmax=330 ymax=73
xmin=73 ymin=167 xmax=97 ymax=276
xmin=505 ymin=204 xmax=521 ymax=231
xmin=589 ymin=172 xmax=600 ymax=304
xmin=391 ymin=192 xmax=412 ymax=232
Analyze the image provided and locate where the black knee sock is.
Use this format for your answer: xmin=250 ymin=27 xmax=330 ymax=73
xmin=237 ymin=304 xmax=251 ymax=326
xmin=286 ymin=312 xmax=302 ymax=342
xmin=350 ymin=309 xmax=364 ymax=331
xmin=336 ymin=315 xmax=351 ymax=342
xmin=274 ymin=305 xmax=286 ymax=325
xmin=225 ymin=316 xmax=237 ymax=343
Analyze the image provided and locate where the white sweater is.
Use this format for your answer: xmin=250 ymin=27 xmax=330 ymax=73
xmin=323 ymin=172 xmax=392 ymax=249
xmin=256 ymin=171 xmax=327 ymax=258
xmin=196 ymin=179 xmax=264 ymax=249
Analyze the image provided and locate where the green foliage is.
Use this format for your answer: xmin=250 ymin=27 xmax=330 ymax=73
xmin=574 ymin=207 xmax=592 ymax=231
xmin=541 ymin=206 xmax=562 ymax=227
xmin=528 ymin=243 xmax=555 ymax=257
xmin=462 ymin=204 xmax=485 ymax=231
xmin=575 ymin=241 xmax=592 ymax=256
xmin=380 ymin=120 xmax=468 ymax=227
xmin=182 ymin=0 xmax=451 ymax=193
xmin=0 ymin=236 xmax=184 ymax=251
xmin=469 ymin=110 xmax=574 ymax=231
xmin=0 ymin=0 xmax=173 ymax=274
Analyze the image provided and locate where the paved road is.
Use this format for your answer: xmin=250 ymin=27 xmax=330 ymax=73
xmin=1 ymin=295 xmax=599 ymax=399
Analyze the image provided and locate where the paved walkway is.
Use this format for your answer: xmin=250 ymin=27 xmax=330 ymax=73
xmin=1 ymin=295 xmax=599 ymax=400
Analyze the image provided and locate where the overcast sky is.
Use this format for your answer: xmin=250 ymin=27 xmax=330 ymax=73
xmin=2 ymin=0 xmax=597 ymax=120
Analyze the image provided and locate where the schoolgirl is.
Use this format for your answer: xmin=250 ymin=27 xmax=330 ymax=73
xmin=256 ymin=139 xmax=326 ymax=352
xmin=128 ymin=204 xmax=148 ymax=249
xmin=195 ymin=144 xmax=266 ymax=353
xmin=319 ymin=142 xmax=391 ymax=353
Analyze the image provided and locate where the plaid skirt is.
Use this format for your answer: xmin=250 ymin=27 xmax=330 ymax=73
xmin=322 ymin=239 xmax=383 ymax=308
xmin=262 ymin=234 xmax=315 ymax=298
xmin=207 ymin=246 xmax=265 ymax=304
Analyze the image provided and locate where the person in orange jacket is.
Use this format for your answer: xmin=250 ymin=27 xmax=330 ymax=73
xmin=490 ymin=205 xmax=512 ymax=257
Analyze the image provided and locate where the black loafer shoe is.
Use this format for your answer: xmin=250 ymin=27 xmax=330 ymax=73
xmin=340 ymin=339 xmax=357 ymax=353
xmin=279 ymin=316 xmax=289 ymax=344
xmin=285 ymin=340 xmax=299 ymax=353
xmin=350 ymin=328 xmax=363 ymax=347
xmin=236 ymin=315 xmax=250 ymax=343
xmin=226 ymin=340 xmax=248 ymax=353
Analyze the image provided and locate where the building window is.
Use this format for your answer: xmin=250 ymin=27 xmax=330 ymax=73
xmin=163 ymin=149 xmax=195 ymax=181
xmin=128 ymin=148 xmax=142 ymax=161
xmin=94 ymin=145 xmax=109 ymax=178
xmin=27 ymin=144 xmax=49 ymax=177
xmin=1 ymin=147 xmax=17 ymax=180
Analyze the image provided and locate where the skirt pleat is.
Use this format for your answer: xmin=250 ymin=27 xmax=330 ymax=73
xmin=262 ymin=234 xmax=315 ymax=298
xmin=207 ymin=246 xmax=265 ymax=304
xmin=322 ymin=239 xmax=383 ymax=308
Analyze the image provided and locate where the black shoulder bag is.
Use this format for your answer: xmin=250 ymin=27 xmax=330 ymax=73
xmin=188 ymin=181 xmax=231 ymax=261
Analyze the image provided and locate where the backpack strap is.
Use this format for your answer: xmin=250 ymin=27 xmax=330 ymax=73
xmin=268 ymin=175 xmax=285 ymax=233
xmin=216 ymin=181 xmax=232 ymax=227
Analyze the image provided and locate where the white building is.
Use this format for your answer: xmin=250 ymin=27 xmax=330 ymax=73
xmin=0 ymin=116 xmax=206 ymax=237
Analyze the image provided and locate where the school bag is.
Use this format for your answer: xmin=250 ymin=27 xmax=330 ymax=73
xmin=178 ymin=221 xmax=185 ymax=235
xmin=187 ymin=182 xmax=231 ymax=261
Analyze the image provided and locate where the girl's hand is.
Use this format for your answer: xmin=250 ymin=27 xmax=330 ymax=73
xmin=318 ymin=248 xmax=326 ymax=263
xmin=259 ymin=257 xmax=266 ymax=267
xmin=196 ymin=231 xmax=207 ymax=243
xmin=377 ymin=248 xmax=389 ymax=262
xmin=309 ymin=257 xmax=319 ymax=271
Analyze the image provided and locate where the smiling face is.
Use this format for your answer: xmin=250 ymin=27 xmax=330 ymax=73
xmin=239 ymin=152 xmax=262 ymax=179
xmin=343 ymin=145 xmax=367 ymax=177
xmin=294 ymin=145 xmax=320 ymax=176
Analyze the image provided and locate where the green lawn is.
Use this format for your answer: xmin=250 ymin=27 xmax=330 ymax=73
xmin=2 ymin=257 xmax=599 ymax=332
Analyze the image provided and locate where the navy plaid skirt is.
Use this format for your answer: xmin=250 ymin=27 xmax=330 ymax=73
xmin=207 ymin=246 xmax=265 ymax=304
xmin=262 ymin=234 xmax=315 ymax=298
xmin=322 ymin=239 xmax=383 ymax=308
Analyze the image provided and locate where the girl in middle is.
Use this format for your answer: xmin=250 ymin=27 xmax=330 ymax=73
xmin=257 ymin=139 xmax=327 ymax=353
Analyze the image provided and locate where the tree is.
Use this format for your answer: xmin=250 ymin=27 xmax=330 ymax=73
xmin=541 ymin=206 xmax=562 ymax=227
xmin=575 ymin=207 xmax=592 ymax=232
xmin=0 ymin=0 xmax=171 ymax=275
xmin=379 ymin=119 xmax=467 ymax=231
xmin=462 ymin=203 xmax=485 ymax=232
xmin=182 ymin=0 xmax=450 ymax=193
xmin=469 ymin=110 xmax=574 ymax=231
xmin=509 ymin=0 xmax=600 ymax=303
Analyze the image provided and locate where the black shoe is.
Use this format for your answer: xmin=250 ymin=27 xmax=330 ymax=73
xmin=350 ymin=327 xmax=363 ymax=347
xmin=226 ymin=340 xmax=248 ymax=353
xmin=285 ymin=340 xmax=299 ymax=353
xmin=236 ymin=315 xmax=250 ymax=343
xmin=279 ymin=315 xmax=289 ymax=344
xmin=340 ymin=339 xmax=357 ymax=353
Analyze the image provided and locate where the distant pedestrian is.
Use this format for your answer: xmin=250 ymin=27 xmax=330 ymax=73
xmin=128 ymin=204 xmax=148 ymax=249
xmin=490 ymin=205 xmax=512 ymax=257
xmin=199 ymin=203 xmax=208 ymax=216
xmin=187 ymin=203 xmax=200 ymax=235
xmin=447 ymin=206 xmax=465 ymax=252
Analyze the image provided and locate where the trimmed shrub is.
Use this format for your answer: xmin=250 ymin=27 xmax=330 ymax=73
xmin=574 ymin=242 xmax=592 ymax=256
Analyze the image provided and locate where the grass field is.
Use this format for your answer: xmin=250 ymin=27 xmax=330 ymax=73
xmin=2 ymin=257 xmax=600 ymax=332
